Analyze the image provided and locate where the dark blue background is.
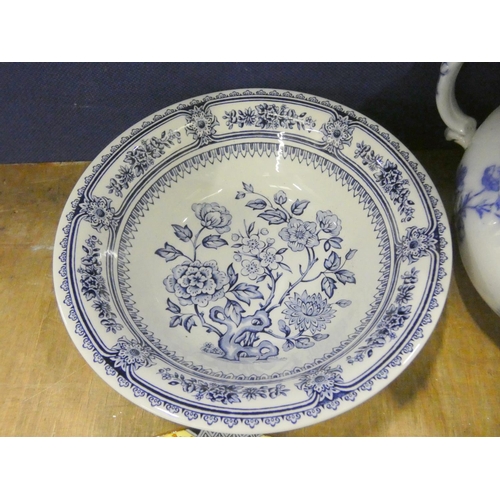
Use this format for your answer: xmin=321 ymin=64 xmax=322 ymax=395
xmin=1 ymin=62 xmax=499 ymax=164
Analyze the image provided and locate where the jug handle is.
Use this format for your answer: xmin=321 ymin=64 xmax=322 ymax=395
xmin=436 ymin=62 xmax=477 ymax=149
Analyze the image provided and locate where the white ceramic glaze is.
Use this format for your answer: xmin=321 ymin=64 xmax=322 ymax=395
xmin=54 ymin=89 xmax=451 ymax=434
xmin=437 ymin=62 xmax=500 ymax=315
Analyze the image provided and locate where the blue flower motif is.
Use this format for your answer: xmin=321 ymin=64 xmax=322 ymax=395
xmin=192 ymin=202 xmax=232 ymax=234
xmin=164 ymin=260 xmax=228 ymax=307
xmin=320 ymin=115 xmax=354 ymax=152
xmin=110 ymin=337 xmax=155 ymax=370
xmin=283 ymin=291 xmax=336 ymax=334
xmin=80 ymin=196 xmax=118 ymax=232
xmin=241 ymin=259 xmax=265 ymax=280
xmin=278 ymin=218 xmax=319 ymax=252
xmin=202 ymin=384 xmax=241 ymax=405
xmin=397 ymin=226 xmax=437 ymax=264
xmin=481 ymin=165 xmax=500 ymax=191
xmin=242 ymin=386 xmax=268 ymax=400
xmin=296 ymin=365 xmax=343 ymax=401
xmin=185 ymin=106 xmax=219 ymax=145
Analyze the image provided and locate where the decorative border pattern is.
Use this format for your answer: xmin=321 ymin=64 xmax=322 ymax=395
xmin=54 ymin=88 xmax=451 ymax=434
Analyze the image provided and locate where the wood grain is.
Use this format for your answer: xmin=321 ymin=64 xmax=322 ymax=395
xmin=0 ymin=154 xmax=498 ymax=436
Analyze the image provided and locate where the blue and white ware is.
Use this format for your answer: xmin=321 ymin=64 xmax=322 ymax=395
xmin=54 ymin=89 xmax=452 ymax=433
xmin=437 ymin=62 xmax=500 ymax=315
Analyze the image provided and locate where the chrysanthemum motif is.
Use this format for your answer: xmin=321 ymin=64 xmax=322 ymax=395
xmin=283 ymin=291 xmax=336 ymax=334
xmin=296 ymin=365 xmax=344 ymax=401
xmin=110 ymin=337 xmax=155 ymax=370
xmin=164 ymin=260 xmax=229 ymax=307
xmin=320 ymin=115 xmax=354 ymax=152
xmin=397 ymin=226 xmax=437 ymax=264
xmin=79 ymin=196 xmax=118 ymax=232
xmin=185 ymin=106 xmax=219 ymax=145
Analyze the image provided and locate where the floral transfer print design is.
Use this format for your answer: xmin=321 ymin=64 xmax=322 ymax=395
xmin=106 ymin=130 xmax=182 ymax=197
xmin=185 ymin=106 xmax=219 ymax=145
xmin=347 ymin=268 xmax=419 ymax=364
xmin=295 ymin=365 xmax=344 ymax=401
xmin=222 ymin=103 xmax=316 ymax=131
xmin=354 ymin=141 xmax=415 ymax=222
xmin=78 ymin=236 xmax=123 ymax=333
xmin=80 ymin=196 xmax=118 ymax=232
xmin=320 ymin=116 xmax=354 ymax=152
xmin=456 ymin=164 xmax=500 ymax=241
xmin=155 ymin=183 xmax=357 ymax=361
xmin=158 ymin=368 xmax=288 ymax=405
xmin=396 ymin=227 xmax=437 ymax=264
xmin=110 ymin=337 xmax=155 ymax=370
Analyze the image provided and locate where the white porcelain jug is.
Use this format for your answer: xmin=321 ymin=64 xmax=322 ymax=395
xmin=437 ymin=62 xmax=500 ymax=315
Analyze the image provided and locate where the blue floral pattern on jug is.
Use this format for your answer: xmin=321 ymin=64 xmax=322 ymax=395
xmin=456 ymin=164 xmax=500 ymax=241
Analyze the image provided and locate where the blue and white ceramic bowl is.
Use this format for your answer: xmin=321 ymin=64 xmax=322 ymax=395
xmin=53 ymin=89 xmax=452 ymax=434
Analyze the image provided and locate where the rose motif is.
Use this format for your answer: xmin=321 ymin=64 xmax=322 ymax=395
xmin=191 ymin=202 xmax=232 ymax=234
xmin=164 ymin=260 xmax=228 ymax=307
xmin=316 ymin=210 xmax=342 ymax=235
xmin=278 ymin=218 xmax=319 ymax=252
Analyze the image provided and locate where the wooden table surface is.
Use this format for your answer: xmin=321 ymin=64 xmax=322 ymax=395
xmin=1 ymin=150 xmax=499 ymax=437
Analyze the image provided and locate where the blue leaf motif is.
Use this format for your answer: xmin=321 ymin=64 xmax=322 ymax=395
xmin=227 ymin=263 xmax=238 ymax=287
xmin=324 ymin=251 xmax=341 ymax=272
xmin=313 ymin=333 xmax=329 ymax=341
xmin=324 ymin=237 xmax=343 ymax=251
xmin=278 ymin=319 xmax=291 ymax=336
xmin=336 ymin=270 xmax=356 ymax=285
xmin=282 ymin=339 xmax=295 ymax=351
xmin=224 ymin=300 xmax=245 ymax=326
xmin=258 ymin=208 xmax=288 ymax=225
xmin=336 ymin=299 xmax=352 ymax=308
xmin=202 ymin=234 xmax=228 ymax=248
xmin=231 ymin=283 xmax=264 ymax=305
xmin=166 ymin=298 xmax=181 ymax=314
xmin=291 ymin=199 xmax=310 ymax=216
xmin=345 ymin=249 xmax=357 ymax=260
xmin=296 ymin=337 xmax=314 ymax=349
xmin=243 ymin=182 xmax=254 ymax=193
xmin=172 ymin=224 xmax=193 ymax=242
xmin=321 ymin=276 xmax=337 ymax=298
xmin=155 ymin=243 xmax=181 ymax=262
xmin=169 ymin=315 xmax=182 ymax=327
xmin=183 ymin=315 xmax=196 ymax=332
xmin=246 ymin=199 xmax=267 ymax=210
